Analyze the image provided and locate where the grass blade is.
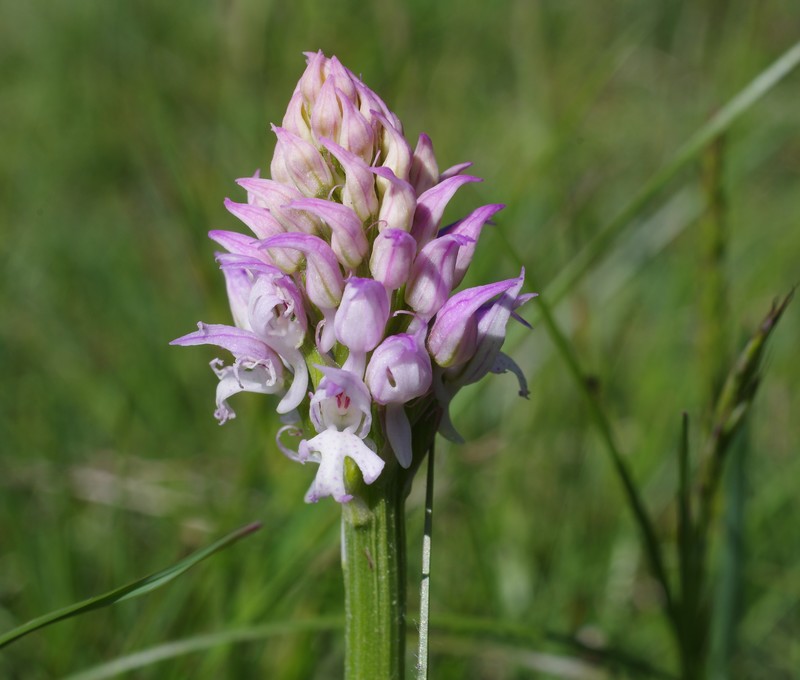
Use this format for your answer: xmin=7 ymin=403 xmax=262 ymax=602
xmin=0 ymin=522 xmax=262 ymax=650
xmin=63 ymin=618 xmax=342 ymax=680
xmin=430 ymin=614 xmax=675 ymax=680
xmin=677 ymin=412 xmax=692 ymax=609
xmin=544 ymin=39 xmax=800 ymax=308
xmin=697 ymin=290 xmax=794 ymax=540
xmin=708 ymin=422 xmax=748 ymax=679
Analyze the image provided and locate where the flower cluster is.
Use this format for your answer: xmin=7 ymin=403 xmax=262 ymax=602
xmin=173 ymin=52 xmax=533 ymax=503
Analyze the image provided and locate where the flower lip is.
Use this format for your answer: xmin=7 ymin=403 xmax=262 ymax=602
xmin=300 ymin=429 xmax=385 ymax=503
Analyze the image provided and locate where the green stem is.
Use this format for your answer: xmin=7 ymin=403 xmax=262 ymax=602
xmin=341 ymin=464 xmax=406 ymax=680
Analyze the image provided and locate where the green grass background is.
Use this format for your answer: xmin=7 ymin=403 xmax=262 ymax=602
xmin=1 ymin=0 xmax=798 ymax=677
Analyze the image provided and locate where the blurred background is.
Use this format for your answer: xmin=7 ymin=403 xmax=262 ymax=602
xmin=1 ymin=1 xmax=798 ymax=677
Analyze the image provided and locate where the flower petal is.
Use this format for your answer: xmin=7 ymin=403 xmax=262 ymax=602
xmin=171 ymin=322 xmax=274 ymax=362
xmin=442 ymin=203 xmax=505 ymax=288
xmin=385 ymin=403 xmax=412 ymax=468
xmin=212 ymin=357 xmax=283 ymax=424
xmin=490 ymin=352 xmax=530 ymax=399
xmin=319 ymin=137 xmax=378 ymax=221
xmin=236 ymin=177 xmax=321 ymax=234
xmin=409 ymin=133 xmax=439 ymax=195
xmin=259 ymin=233 xmax=344 ymax=309
xmin=288 ymin=197 xmax=368 ymax=270
xmin=369 ymin=228 xmax=416 ymax=290
xmin=371 ymin=166 xmax=417 ymax=234
xmin=427 ymin=275 xmax=523 ymax=368
xmin=410 ymin=174 xmax=482 ymax=250
xmin=451 ymin=269 xmax=528 ymax=387
xmin=271 ymin=124 xmax=334 ymax=196
xmin=405 ymin=233 xmax=472 ymax=319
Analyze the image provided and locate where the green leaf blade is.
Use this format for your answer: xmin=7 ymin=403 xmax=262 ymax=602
xmin=0 ymin=522 xmax=261 ymax=650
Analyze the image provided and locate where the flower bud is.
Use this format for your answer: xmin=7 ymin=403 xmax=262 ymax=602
xmin=288 ymin=198 xmax=368 ymax=270
xmin=298 ymin=50 xmax=328 ymax=105
xmin=271 ymin=125 xmax=333 ymax=197
xmin=371 ymin=166 xmax=417 ymax=233
xmin=327 ymin=57 xmax=358 ymax=102
xmin=334 ymin=278 xmax=390 ymax=354
xmin=446 ymin=270 xmax=530 ymax=389
xmin=319 ymin=137 xmax=378 ymax=222
xmin=259 ymin=233 xmax=343 ymax=309
xmin=269 ymin=138 xmax=293 ymax=187
xmin=209 ymin=229 xmax=271 ymax=264
xmin=355 ymin=82 xmax=400 ymax=132
xmin=373 ymin=110 xmax=412 ymax=181
xmin=369 ymin=228 xmax=416 ymax=290
xmin=310 ymin=77 xmax=343 ymax=144
xmin=365 ymin=333 xmax=432 ymax=468
xmin=365 ymin=334 xmax=432 ymax=405
xmin=281 ymin=89 xmax=313 ymax=142
xmin=338 ymin=89 xmax=375 ymax=162
xmin=223 ymin=199 xmax=303 ymax=272
xmin=236 ymin=177 xmax=321 ymax=235
xmin=409 ymin=133 xmax=438 ymax=195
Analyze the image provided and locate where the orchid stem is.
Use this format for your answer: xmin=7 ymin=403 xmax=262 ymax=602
xmin=342 ymin=464 xmax=406 ymax=680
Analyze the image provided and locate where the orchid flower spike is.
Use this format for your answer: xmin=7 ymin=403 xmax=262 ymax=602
xmin=172 ymin=51 xmax=534 ymax=504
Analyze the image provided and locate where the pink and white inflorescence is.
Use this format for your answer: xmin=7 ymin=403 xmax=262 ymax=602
xmin=172 ymin=52 xmax=533 ymax=503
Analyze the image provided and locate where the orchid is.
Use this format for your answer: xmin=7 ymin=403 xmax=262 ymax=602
xmin=172 ymin=50 xmax=533 ymax=506
xmin=170 ymin=50 xmax=534 ymax=680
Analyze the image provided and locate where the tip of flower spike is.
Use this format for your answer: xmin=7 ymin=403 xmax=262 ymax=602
xmin=303 ymin=49 xmax=324 ymax=63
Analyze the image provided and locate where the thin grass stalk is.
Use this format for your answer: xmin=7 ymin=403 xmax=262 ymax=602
xmin=416 ymin=442 xmax=435 ymax=680
xmin=699 ymin=136 xmax=730 ymax=412
xmin=528 ymin=286 xmax=677 ymax=626
xmin=676 ymin=412 xmax=697 ymax=675
xmin=674 ymin=135 xmax=731 ymax=680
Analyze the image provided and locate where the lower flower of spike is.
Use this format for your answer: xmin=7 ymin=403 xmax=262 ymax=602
xmin=300 ymin=366 xmax=385 ymax=503
xmin=170 ymin=323 xmax=290 ymax=422
xmin=299 ymin=430 xmax=385 ymax=503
